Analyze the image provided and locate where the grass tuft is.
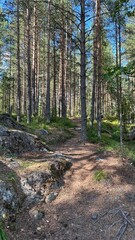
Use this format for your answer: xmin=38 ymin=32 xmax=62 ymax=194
xmin=94 ymin=170 xmax=107 ymax=182
xmin=0 ymin=223 xmax=8 ymax=240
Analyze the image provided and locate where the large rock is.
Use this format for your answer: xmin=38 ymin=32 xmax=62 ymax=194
xmin=20 ymin=171 xmax=52 ymax=204
xmin=0 ymin=113 xmax=26 ymax=130
xmin=35 ymin=129 xmax=49 ymax=139
xmin=0 ymin=126 xmax=48 ymax=154
xmin=48 ymin=159 xmax=72 ymax=179
xmin=0 ymin=126 xmax=9 ymax=136
xmin=20 ymin=159 xmax=72 ymax=204
xmin=0 ymin=161 xmax=24 ymax=220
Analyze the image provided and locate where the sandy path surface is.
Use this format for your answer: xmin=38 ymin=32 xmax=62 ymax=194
xmin=10 ymin=122 xmax=135 ymax=240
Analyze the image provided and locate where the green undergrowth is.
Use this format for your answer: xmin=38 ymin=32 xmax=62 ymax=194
xmin=20 ymin=115 xmax=48 ymax=133
xmin=19 ymin=116 xmax=76 ymax=145
xmin=50 ymin=117 xmax=76 ymax=129
xmin=0 ymin=223 xmax=8 ymax=240
xmin=87 ymin=119 xmax=135 ymax=164
xmin=94 ymin=170 xmax=108 ymax=182
xmin=20 ymin=116 xmax=76 ymax=132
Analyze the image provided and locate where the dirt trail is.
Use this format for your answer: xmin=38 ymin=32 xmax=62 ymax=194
xmin=10 ymin=120 xmax=135 ymax=240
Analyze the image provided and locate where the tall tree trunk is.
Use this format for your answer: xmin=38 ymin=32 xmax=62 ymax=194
xmin=90 ymin=1 xmax=97 ymax=127
xmin=45 ymin=0 xmax=51 ymax=122
xmin=32 ymin=1 xmax=37 ymax=115
xmin=69 ymin=38 xmax=72 ymax=117
xmin=118 ymin=16 xmax=123 ymax=150
xmin=64 ymin=21 xmax=68 ymax=116
xmin=73 ymin=51 xmax=76 ymax=117
xmin=35 ymin=38 xmax=40 ymax=115
xmin=59 ymin=6 xmax=66 ymax=118
xmin=26 ymin=0 xmax=32 ymax=124
xmin=16 ymin=0 xmax=21 ymax=122
xmin=61 ymin=32 xmax=66 ymax=118
xmin=96 ymin=0 xmax=102 ymax=140
xmin=52 ymin=34 xmax=57 ymax=118
xmin=41 ymin=25 xmax=46 ymax=116
xmin=115 ymin=20 xmax=120 ymax=118
xmin=22 ymin=15 xmax=27 ymax=115
xmin=9 ymin=35 xmax=12 ymax=114
xmin=80 ymin=0 xmax=87 ymax=140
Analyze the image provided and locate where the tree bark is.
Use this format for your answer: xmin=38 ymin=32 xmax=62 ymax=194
xmin=52 ymin=33 xmax=57 ymax=118
xmin=26 ymin=0 xmax=32 ymax=124
xmin=45 ymin=0 xmax=51 ymax=122
xmin=96 ymin=0 xmax=102 ymax=140
xmin=16 ymin=0 xmax=21 ymax=122
xmin=80 ymin=0 xmax=87 ymax=140
xmin=91 ymin=15 xmax=97 ymax=127
xmin=59 ymin=3 xmax=66 ymax=118
xmin=118 ymin=15 xmax=123 ymax=150
xmin=32 ymin=1 xmax=37 ymax=115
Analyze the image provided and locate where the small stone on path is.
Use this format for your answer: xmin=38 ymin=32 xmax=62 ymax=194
xmin=29 ymin=209 xmax=44 ymax=220
xmin=45 ymin=192 xmax=58 ymax=203
xmin=91 ymin=213 xmax=98 ymax=220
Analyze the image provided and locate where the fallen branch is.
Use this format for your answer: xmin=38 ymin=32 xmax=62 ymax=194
xmin=109 ymin=209 xmax=135 ymax=240
xmin=115 ymin=221 xmax=128 ymax=240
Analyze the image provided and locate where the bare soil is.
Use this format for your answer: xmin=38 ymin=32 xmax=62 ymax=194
xmin=6 ymin=120 xmax=135 ymax=239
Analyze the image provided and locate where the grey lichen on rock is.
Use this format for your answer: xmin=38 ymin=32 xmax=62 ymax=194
xmin=0 ymin=161 xmax=25 ymax=220
xmin=0 ymin=125 xmax=48 ymax=154
xmin=20 ymin=158 xmax=72 ymax=205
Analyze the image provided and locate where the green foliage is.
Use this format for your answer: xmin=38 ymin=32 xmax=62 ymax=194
xmin=19 ymin=161 xmax=34 ymax=168
xmin=21 ymin=116 xmax=76 ymax=133
xmin=125 ymin=20 xmax=135 ymax=61
xmin=0 ymin=223 xmax=8 ymax=240
xmin=88 ymin=119 xmax=135 ymax=164
xmin=122 ymin=143 xmax=135 ymax=164
xmin=20 ymin=115 xmax=48 ymax=133
xmin=50 ymin=117 xmax=76 ymax=129
xmin=7 ymin=172 xmax=18 ymax=182
xmin=87 ymin=125 xmax=98 ymax=143
xmin=94 ymin=170 xmax=107 ymax=182
xmin=104 ymin=115 xmax=118 ymax=122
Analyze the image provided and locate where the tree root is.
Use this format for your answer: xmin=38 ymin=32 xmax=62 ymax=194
xmin=108 ymin=208 xmax=135 ymax=240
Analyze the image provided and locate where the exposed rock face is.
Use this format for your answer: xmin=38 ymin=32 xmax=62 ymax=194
xmin=0 ymin=125 xmax=47 ymax=154
xmin=20 ymin=171 xmax=52 ymax=204
xmin=0 ymin=157 xmax=72 ymax=221
xmin=35 ymin=129 xmax=49 ymax=138
xmin=0 ymin=161 xmax=24 ymax=220
xmin=0 ymin=114 xmax=26 ymax=130
xmin=20 ymin=159 xmax=72 ymax=205
xmin=48 ymin=159 xmax=72 ymax=179
xmin=129 ymin=128 xmax=135 ymax=140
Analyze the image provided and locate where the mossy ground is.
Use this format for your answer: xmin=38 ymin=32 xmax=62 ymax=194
xmin=19 ymin=116 xmax=75 ymax=145
xmin=87 ymin=119 xmax=135 ymax=164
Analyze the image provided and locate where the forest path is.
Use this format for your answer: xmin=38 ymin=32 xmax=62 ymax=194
xmin=14 ymin=119 xmax=135 ymax=240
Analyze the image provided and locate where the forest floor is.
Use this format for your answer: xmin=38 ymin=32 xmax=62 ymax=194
xmin=7 ymin=119 xmax=135 ymax=240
